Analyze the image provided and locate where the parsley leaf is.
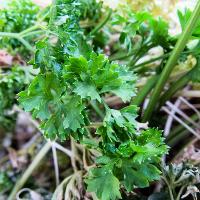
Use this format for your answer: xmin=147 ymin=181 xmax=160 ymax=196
xmin=86 ymin=167 xmax=121 ymax=200
xmin=178 ymin=9 xmax=200 ymax=38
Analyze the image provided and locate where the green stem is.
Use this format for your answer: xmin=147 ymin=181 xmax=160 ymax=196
xmin=162 ymin=176 xmax=175 ymax=200
xmin=133 ymin=53 xmax=171 ymax=69
xmin=89 ymin=9 xmax=112 ymax=36
xmin=19 ymin=24 xmax=40 ymax=36
xmin=176 ymin=186 xmax=186 ymax=200
xmin=49 ymin=0 xmax=57 ymax=28
xmin=159 ymin=74 xmax=189 ymax=108
xmin=142 ymin=0 xmax=200 ymax=122
xmin=0 ymin=32 xmax=18 ymax=38
xmin=113 ymin=49 xmax=192 ymax=71
xmin=129 ymin=44 xmax=153 ymax=67
xmin=110 ymin=50 xmax=136 ymax=61
xmin=158 ymin=66 xmax=197 ymax=108
xmin=19 ymin=8 xmax=49 ymax=36
xmin=8 ymin=142 xmax=51 ymax=200
xmin=0 ymin=32 xmax=35 ymax=52
xmin=134 ymin=50 xmax=196 ymax=74
xmin=109 ymin=44 xmax=147 ymax=62
xmin=109 ymin=41 xmax=149 ymax=62
xmin=17 ymin=37 xmax=35 ymax=52
xmin=131 ymin=75 xmax=159 ymax=106
xmin=21 ymin=30 xmax=46 ymax=38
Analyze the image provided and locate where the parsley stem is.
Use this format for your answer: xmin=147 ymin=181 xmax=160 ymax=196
xmin=158 ymin=72 xmax=190 ymax=108
xmin=0 ymin=32 xmax=18 ymax=38
xmin=110 ymin=49 xmax=136 ymax=61
xmin=143 ymin=0 xmax=200 ymax=122
xmin=17 ymin=37 xmax=35 ymax=52
xmin=133 ymin=53 xmax=171 ymax=69
xmin=133 ymin=50 xmax=197 ymax=106
xmin=133 ymin=49 xmax=194 ymax=71
xmin=129 ymin=43 xmax=154 ymax=66
xmin=89 ymin=9 xmax=112 ymax=36
xmin=161 ymin=176 xmax=175 ymax=200
xmin=20 ymin=30 xmax=45 ymax=38
xmin=0 ymin=32 xmax=35 ymax=52
xmin=19 ymin=24 xmax=40 ymax=36
xmin=131 ymin=75 xmax=159 ymax=106
xmin=19 ymin=9 xmax=49 ymax=36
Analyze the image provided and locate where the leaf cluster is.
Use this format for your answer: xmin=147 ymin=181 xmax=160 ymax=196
xmin=0 ymin=66 xmax=32 ymax=130
xmin=178 ymin=9 xmax=200 ymax=38
xmin=0 ymin=172 xmax=13 ymax=193
xmin=0 ymin=0 xmax=39 ymax=33
xmin=112 ymin=7 xmax=171 ymax=52
xmin=0 ymin=0 xmax=39 ymax=51
xmin=18 ymin=0 xmax=168 ymax=199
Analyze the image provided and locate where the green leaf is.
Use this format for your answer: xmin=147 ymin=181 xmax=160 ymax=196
xmin=19 ymin=73 xmax=63 ymax=115
xmin=149 ymin=18 xmax=169 ymax=47
xmin=120 ymin=160 xmax=161 ymax=192
xmin=0 ymin=66 xmax=31 ymax=131
xmin=41 ymin=115 xmax=57 ymax=139
xmin=130 ymin=129 xmax=168 ymax=163
xmin=178 ymin=9 xmax=193 ymax=31
xmin=18 ymin=91 xmax=43 ymax=112
xmin=189 ymin=63 xmax=200 ymax=82
xmin=86 ymin=167 xmax=121 ymax=200
xmin=95 ymin=156 xmax=112 ymax=164
xmin=138 ymin=164 xmax=161 ymax=182
xmin=64 ymin=52 xmax=136 ymax=102
xmin=33 ymin=100 xmax=50 ymax=120
xmin=105 ymin=109 xmax=125 ymax=127
xmin=121 ymin=105 xmax=138 ymax=123
xmin=111 ymin=84 xmax=136 ymax=102
xmin=0 ymin=172 xmax=13 ymax=192
xmin=35 ymin=40 xmax=61 ymax=74
xmin=0 ymin=0 xmax=39 ymax=55
xmin=63 ymin=96 xmax=85 ymax=132
xmin=73 ymin=81 xmax=101 ymax=102
xmin=121 ymin=163 xmax=149 ymax=191
xmin=178 ymin=9 xmax=200 ymax=38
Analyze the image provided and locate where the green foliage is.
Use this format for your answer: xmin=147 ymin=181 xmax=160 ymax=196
xmin=86 ymin=122 xmax=168 ymax=199
xmin=18 ymin=0 xmax=136 ymax=140
xmin=86 ymin=167 xmax=121 ymax=200
xmin=178 ymin=9 xmax=200 ymax=38
xmin=0 ymin=0 xmax=39 ymax=50
xmin=0 ymin=66 xmax=32 ymax=130
xmin=19 ymin=51 xmax=136 ymax=140
xmin=1 ymin=0 xmax=200 ymax=199
xmin=79 ymin=0 xmax=102 ymax=21
xmin=18 ymin=0 xmax=168 ymax=199
xmin=186 ymin=44 xmax=200 ymax=83
xmin=0 ymin=172 xmax=12 ymax=193
xmin=0 ymin=0 xmax=39 ymax=32
xmin=65 ymin=53 xmax=136 ymax=102
xmin=112 ymin=8 xmax=170 ymax=51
